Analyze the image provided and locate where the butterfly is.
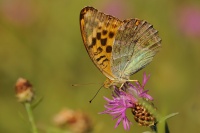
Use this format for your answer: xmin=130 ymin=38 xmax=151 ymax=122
xmin=80 ymin=6 xmax=161 ymax=88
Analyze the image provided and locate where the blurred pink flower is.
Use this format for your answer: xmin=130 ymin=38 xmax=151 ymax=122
xmin=1 ymin=0 xmax=38 ymax=27
xmin=100 ymin=0 xmax=130 ymax=19
xmin=176 ymin=5 xmax=200 ymax=38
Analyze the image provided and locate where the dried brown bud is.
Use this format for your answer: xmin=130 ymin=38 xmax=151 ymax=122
xmin=53 ymin=108 xmax=93 ymax=133
xmin=15 ymin=78 xmax=34 ymax=103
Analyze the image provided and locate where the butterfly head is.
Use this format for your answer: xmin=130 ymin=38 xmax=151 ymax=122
xmin=103 ymin=78 xmax=125 ymax=89
xmin=103 ymin=78 xmax=115 ymax=89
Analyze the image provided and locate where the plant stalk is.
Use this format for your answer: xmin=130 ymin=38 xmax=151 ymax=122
xmin=25 ymin=102 xmax=38 ymax=133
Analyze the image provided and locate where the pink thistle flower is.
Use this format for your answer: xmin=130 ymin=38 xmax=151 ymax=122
xmin=100 ymin=73 xmax=154 ymax=130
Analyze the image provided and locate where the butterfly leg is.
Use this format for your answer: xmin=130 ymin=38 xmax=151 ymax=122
xmin=128 ymin=79 xmax=138 ymax=82
xmin=128 ymin=79 xmax=143 ymax=87
xmin=119 ymin=79 xmax=143 ymax=91
xmin=119 ymin=83 xmax=125 ymax=91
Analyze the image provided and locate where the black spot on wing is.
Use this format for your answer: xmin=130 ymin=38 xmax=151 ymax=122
xmin=106 ymin=45 xmax=112 ymax=53
xmin=102 ymin=30 xmax=108 ymax=35
xmin=101 ymin=38 xmax=107 ymax=46
xmin=96 ymin=55 xmax=106 ymax=62
xmin=100 ymin=58 xmax=109 ymax=68
xmin=97 ymin=32 xmax=101 ymax=40
xmin=89 ymin=38 xmax=96 ymax=49
xmin=109 ymin=32 xmax=114 ymax=38
xmin=97 ymin=47 xmax=103 ymax=53
xmin=94 ymin=47 xmax=103 ymax=55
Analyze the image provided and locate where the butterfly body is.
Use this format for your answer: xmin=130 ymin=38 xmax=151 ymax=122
xmin=80 ymin=6 xmax=161 ymax=88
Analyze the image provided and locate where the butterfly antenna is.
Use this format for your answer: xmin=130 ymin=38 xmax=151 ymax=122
xmin=72 ymin=83 xmax=101 ymax=87
xmin=89 ymin=84 xmax=104 ymax=103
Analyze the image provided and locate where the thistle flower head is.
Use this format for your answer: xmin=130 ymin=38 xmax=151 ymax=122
xmin=100 ymin=73 xmax=156 ymax=130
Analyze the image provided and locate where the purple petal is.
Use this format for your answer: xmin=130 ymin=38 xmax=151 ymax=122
xmin=115 ymin=117 xmax=122 ymax=128
xmin=123 ymin=117 xmax=131 ymax=130
xmin=142 ymin=72 xmax=151 ymax=87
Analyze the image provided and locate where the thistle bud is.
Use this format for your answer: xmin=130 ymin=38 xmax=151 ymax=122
xmin=15 ymin=78 xmax=34 ymax=103
xmin=132 ymin=102 xmax=156 ymax=127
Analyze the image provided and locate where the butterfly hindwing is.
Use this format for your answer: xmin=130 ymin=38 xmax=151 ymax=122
xmin=114 ymin=19 xmax=161 ymax=78
xmin=111 ymin=19 xmax=140 ymax=79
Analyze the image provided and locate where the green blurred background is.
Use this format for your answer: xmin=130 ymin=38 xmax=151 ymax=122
xmin=0 ymin=0 xmax=200 ymax=132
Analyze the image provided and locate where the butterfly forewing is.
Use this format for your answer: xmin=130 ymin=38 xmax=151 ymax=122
xmin=80 ymin=7 xmax=123 ymax=80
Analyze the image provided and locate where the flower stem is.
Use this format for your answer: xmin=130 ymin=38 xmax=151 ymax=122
xmin=25 ymin=102 xmax=38 ymax=133
xmin=164 ymin=122 xmax=170 ymax=133
xmin=150 ymin=124 xmax=157 ymax=133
